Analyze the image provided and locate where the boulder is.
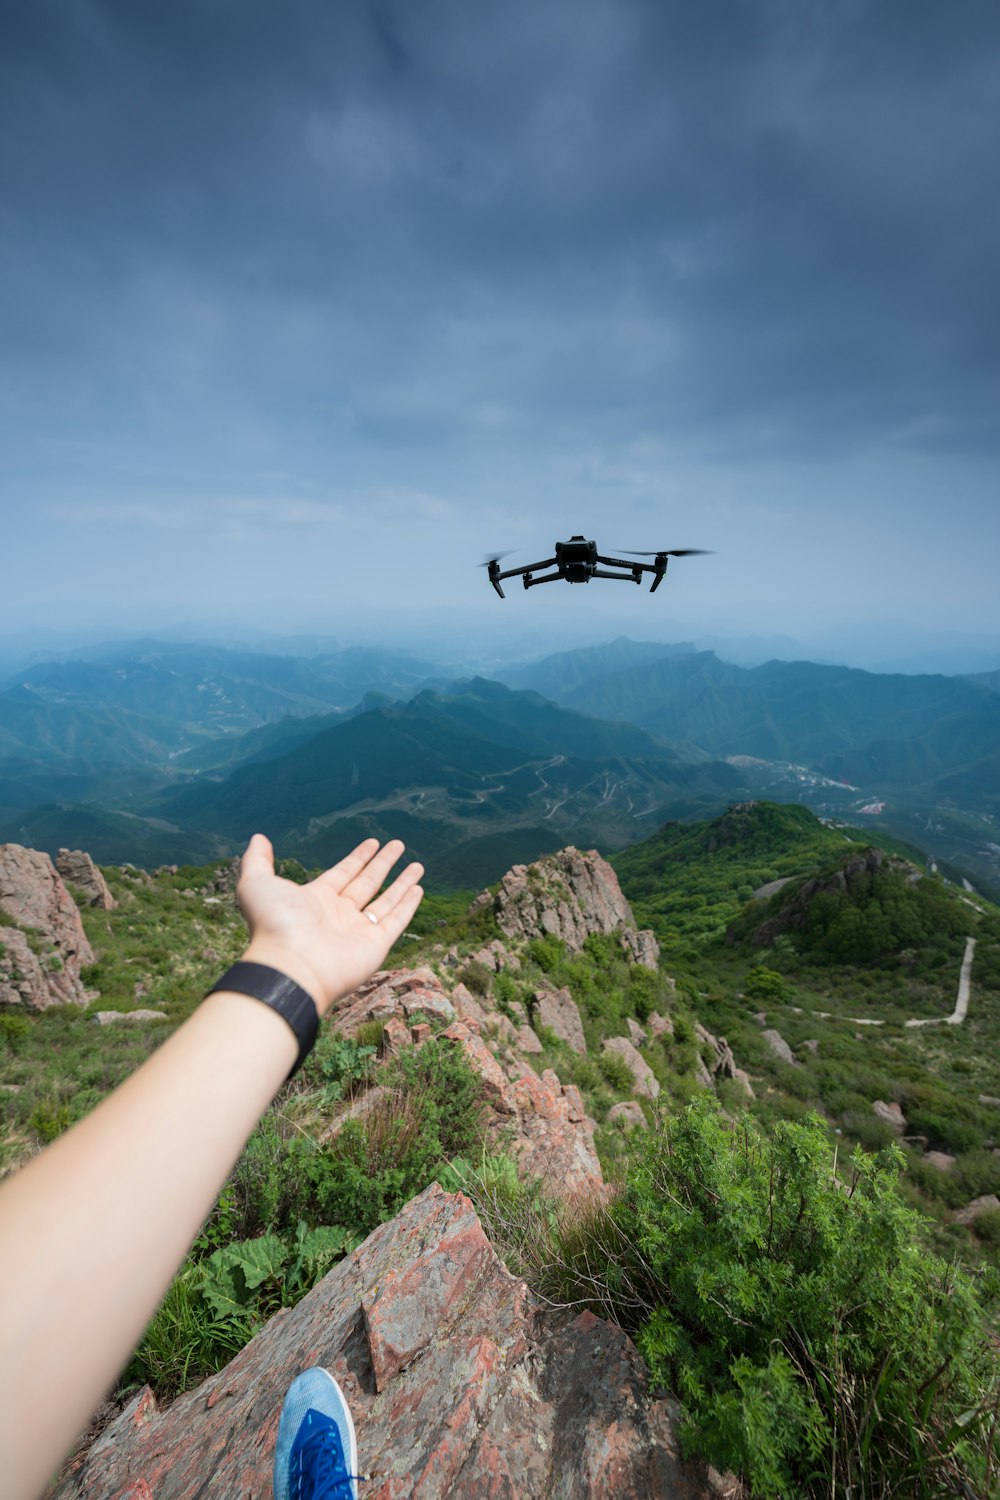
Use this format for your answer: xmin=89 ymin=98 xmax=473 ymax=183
xmin=602 ymin=1037 xmax=660 ymax=1100
xmin=608 ymin=1101 xmax=647 ymax=1130
xmin=92 ymin=1009 xmax=169 ymax=1026
xmin=515 ymin=1024 xmax=544 ymax=1056
xmin=626 ymin=1017 xmax=647 ymax=1047
xmin=439 ymin=1022 xmax=518 ymax=1114
xmin=475 ymin=847 xmax=660 ymax=967
xmin=533 ymin=987 xmax=587 ymax=1055
xmin=52 ymin=1185 xmax=722 ymax=1498
xmin=923 ymin=1151 xmax=956 ymax=1172
xmin=506 ymin=1066 xmax=603 ymax=1193
xmin=761 ymin=1029 xmax=797 ymax=1066
xmin=449 ymin=982 xmax=490 ymax=1028
xmin=954 ymin=1194 xmax=1000 ymax=1226
xmin=872 ymin=1100 xmax=907 ymax=1134
xmin=56 ymin=850 xmax=116 ymax=910
xmin=380 ymin=1017 xmax=413 ymax=1058
xmin=0 ymin=844 xmax=95 ymax=1008
xmin=648 ymin=1012 xmax=674 ymax=1039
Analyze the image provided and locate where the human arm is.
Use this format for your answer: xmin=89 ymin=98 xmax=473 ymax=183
xmin=0 ymin=834 xmax=423 ymax=1500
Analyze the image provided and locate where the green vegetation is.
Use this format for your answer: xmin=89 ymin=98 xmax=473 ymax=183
xmin=467 ymin=1100 xmax=1000 ymax=1499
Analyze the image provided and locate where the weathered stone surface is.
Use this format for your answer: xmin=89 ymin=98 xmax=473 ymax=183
xmin=761 ymin=1029 xmax=797 ymax=1066
xmin=53 ymin=1186 xmax=721 ymax=1499
xmin=92 ymin=1009 xmax=168 ymax=1026
xmin=449 ymin=982 xmax=490 ymax=1028
xmin=731 ymin=1069 xmax=756 ymax=1100
xmin=608 ymin=1101 xmax=647 ymax=1129
xmin=799 ymin=1039 xmax=820 ymax=1055
xmin=954 ymin=1194 xmax=1000 ymax=1226
xmin=410 ymin=1022 xmax=432 ymax=1045
xmin=440 ymin=1022 xmax=517 ymax=1113
xmin=380 ymin=1017 xmax=412 ymax=1058
xmin=979 ymin=1095 xmax=1000 ymax=1108
xmin=515 ymin=1024 xmax=543 ymax=1055
xmin=627 ymin=1017 xmax=647 ymax=1047
xmin=695 ymin=1023 xmax=738 ymax=1081
xmin=873 ymin=1100 xmax=907 ymax=1134
xmin=504 ymin=1065 xmax=603 ymax=1193
xmin=0 ymin=844 xmax=95 ymax=1008
xmin=56 ymin=849 xmax=116 ymax=910
xmin=475 ymin=847 xmax=660 ymax=966
xmin=603 ymin=1037 xmax=660 ymax=1100
xmin=399 ymin=989 xmax=456 ymax=1025
xmin=924 ymin=1151 xmax=956 ymax=1172
xmin=533 ymin=986 xmax=587 ymax=1054
xmin=648 ymin=1012 xmax=674 ymax=1039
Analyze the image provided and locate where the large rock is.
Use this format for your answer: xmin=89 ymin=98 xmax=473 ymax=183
xmin=533 ymin=986 xmax=587 ymax=1054
xmin=603 ymin=1037 xmax=660 ymax=1100
xmin=55 ymin=849 xmax=116 ymax=910
xmin=0 ymin=844 xmax=95 ymax=1008
xmin=761 ymin=1029 xmax=797 ymax=1067
xmin=52 ymin=1186 xmax=722 ymax=1498
xmin=872 ymin=1100 xmax=907 ymax=1135
xmin=474 ymin=847 xmax=660 ymax=967
xmin=954 ymin=1195 xmax=1000 ymax=1226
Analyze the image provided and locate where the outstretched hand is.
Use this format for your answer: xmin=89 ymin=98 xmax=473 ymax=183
xmin=237 ymin=834 xmax=424 ymax=1015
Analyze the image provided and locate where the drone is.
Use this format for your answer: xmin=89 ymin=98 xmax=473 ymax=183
xmin=479 ymin=535 xmax=711 ymax=598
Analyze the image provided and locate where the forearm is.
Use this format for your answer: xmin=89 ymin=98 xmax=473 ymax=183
xmin=0 ymin=987 xmax=297 ymax=1500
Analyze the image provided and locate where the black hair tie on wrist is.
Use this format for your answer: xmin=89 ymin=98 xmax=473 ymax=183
xmin=207 ymin=961 xmax=319 ymax=1079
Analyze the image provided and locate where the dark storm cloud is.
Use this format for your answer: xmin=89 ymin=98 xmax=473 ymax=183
xmin=3 ymin=0 xmax=998 ymax=470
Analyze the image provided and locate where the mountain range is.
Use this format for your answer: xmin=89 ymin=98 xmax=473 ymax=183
xmin=1 ymin=635 xmax=998 ymax=895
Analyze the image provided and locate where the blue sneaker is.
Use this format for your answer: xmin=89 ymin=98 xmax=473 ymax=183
xmin=273 ymin=1367 xmax=362 ymax=1500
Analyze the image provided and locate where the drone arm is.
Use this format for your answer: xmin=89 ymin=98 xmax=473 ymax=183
xmin=591 ymin=567 xmax=641 ymax=583
xmin=522 ymin=570 xmax=564 ymax=588
xmin=496 ymin=556 xmax=558 ymax=580
xmin=596 ymin=552 xmax=658 ymax=574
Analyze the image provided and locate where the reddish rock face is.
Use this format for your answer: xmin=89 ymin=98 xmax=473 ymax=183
xmin=0 ymin=844 xmax=95 ymax=1009
xmin=53 ymin=1186 xmax=723 ymax=1499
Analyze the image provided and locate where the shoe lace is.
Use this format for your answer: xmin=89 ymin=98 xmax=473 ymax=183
xmin=291 ymin=1413 xmax=365 ymax=1500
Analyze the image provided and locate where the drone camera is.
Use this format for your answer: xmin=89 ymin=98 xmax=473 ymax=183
xmin=555 ymin=534 xmax=598 ymax=583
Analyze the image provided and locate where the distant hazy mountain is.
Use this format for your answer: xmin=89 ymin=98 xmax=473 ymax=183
xmin=9 ymin=677 xmax=741 ymax=883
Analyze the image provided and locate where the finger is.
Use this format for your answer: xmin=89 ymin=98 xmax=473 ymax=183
xmin=314 ymin=838 xmax=381 ymax=894
xmin=363 ymin=861 xmax=424 ymax=924
xmin=340 ymin=839 xmax=407 ymax=908
xmin=370 ymin=883 xmax=424 ymax=949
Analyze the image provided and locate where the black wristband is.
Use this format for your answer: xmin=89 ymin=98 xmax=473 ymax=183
xmin=208 ymin=961 xmax=319 ymax=1080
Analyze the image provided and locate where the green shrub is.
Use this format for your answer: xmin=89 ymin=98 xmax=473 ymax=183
xmin=744 ymin=966 xmax=792 ymax=1003
xmin=599 ymin=1050 xmax=635 ymax=1093
xmin=455 ymin=959 xmax=492 ymax=996
xmin=0 ymin=1014 xmax=32 ymax=1052
xmin=606 ymin=1100 xmax=999 ymax=1498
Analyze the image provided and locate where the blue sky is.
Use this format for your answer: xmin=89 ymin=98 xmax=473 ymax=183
xmin=2 ymin=0 xmax=998 ymax=661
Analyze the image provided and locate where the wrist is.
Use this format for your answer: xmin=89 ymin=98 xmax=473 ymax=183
xmin=239 ymin=941 xmax=332 ymax=1015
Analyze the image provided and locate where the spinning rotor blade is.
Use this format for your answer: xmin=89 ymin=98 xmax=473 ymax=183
xmin=477 ymin=549 xmax=517 ymax=567
xmin=613 ymin=548 xmax=713 ymax=557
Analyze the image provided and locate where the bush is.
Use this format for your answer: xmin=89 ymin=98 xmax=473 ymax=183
xmin=0 ymin=1014 xmax=32 ymax=1052
xmin=599 ymin=1051 xmax=635 ymax=1093
xmin=602 ymin=1100 xmax=998 ymax=1497
xmin=455 ymin=959 xmax=492 ymax=996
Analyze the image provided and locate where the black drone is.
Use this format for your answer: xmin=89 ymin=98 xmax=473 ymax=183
xmin=480 ymin=535 xmax=711 ymax=598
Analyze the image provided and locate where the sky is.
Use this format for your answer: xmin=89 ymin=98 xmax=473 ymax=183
xmin=2 ymin=0 xmax=999 ymax=665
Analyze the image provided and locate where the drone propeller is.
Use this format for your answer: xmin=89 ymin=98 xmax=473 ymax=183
xmin=613 ymin=548 xmax=714 ymax=557
xmin=477 ymin=550 xmax=517 ymax=567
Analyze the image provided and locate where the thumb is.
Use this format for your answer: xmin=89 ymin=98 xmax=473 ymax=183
xmin=240 ymin=832 xmax=275 ymax=882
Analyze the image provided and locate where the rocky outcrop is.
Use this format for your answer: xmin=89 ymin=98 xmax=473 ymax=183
xmin=0 ymin=844 xmax=95 ymax=1008
xmin=53 ymin=1185 xmax=728 ymax=1499
xmin=55 ymin=849 xmax=116 ymax=910
xmin=603 ymin=1037 xmax=660 ymax=1100
xmin=473 ymin=847 xmax=660 ymax=968
xmin=735 ymin=847 xmax=921 ymax=948
xmin=325 ymin=969 xmax=604 ymax=1196
xmin=873 ymin=1100 xmax=907 ymax=1135
xmin=954 ymin=1194 xmax=1000 ymax=1227
xmin=92 ymin=1009 xmax=169 ymax=1026
xmin=532 ymin=985 xmax=587 ymax=1054
xmin=761 ymin=1029 xmax=797 ymax=1066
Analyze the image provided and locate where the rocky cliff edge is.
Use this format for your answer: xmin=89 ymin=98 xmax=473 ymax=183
xmin=52 ymin=1183 xmax=735 ymax=1499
